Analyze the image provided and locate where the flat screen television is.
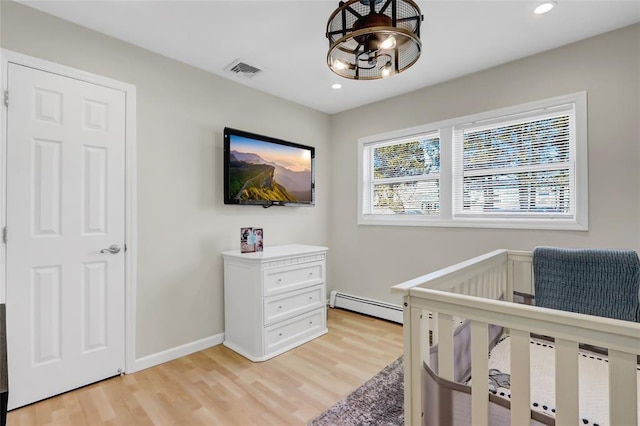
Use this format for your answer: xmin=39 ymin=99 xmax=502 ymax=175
xmin=223 ymin=127 xmax=315 ymax=207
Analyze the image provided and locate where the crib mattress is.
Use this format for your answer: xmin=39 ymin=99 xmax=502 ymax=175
xmin=483 ymin=335 xmax=640 ymax=426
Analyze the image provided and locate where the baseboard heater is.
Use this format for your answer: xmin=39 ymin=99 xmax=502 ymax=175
xmin=329 ymin=291 xmax=403 ymax=324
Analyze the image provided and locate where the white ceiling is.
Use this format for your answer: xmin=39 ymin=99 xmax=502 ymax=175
xmin=16 ymin=0 xmax=640 ymax=114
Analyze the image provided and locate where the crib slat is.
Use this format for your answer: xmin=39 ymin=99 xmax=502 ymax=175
xmin=408 ymin=306 xmax=423 ymax=426
xmin=421 ymin=310 xmax=430 ymax=364
xmin=507 ymin=259 xmax=515 ymax=302
xmin=437 ymin=313 xmax=454 ymax=380
xmin=608 ymin=349 xmax=638 ymax=426
xmin=471 ymin=320 xmax=489 ymax=426
xmin=555 ymin=339 xmax=579 ymax=425
xmin=510 ymin=329 xmax=530 ymax=426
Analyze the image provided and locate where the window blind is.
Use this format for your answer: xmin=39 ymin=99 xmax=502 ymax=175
xmin=365 ymin=133 xmax=440 ymax=215
xmin=453 ymin=105 xmax=575 ymax=218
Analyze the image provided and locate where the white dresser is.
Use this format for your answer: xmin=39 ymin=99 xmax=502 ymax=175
xmin=222 ymin=244 xmax=328 ymax=362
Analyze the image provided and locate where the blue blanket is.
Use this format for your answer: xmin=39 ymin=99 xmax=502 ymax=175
xmin=533 ymin=247 xmax=640 ymax=322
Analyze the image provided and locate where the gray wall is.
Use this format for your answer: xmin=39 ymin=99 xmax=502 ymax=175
xmin=2 ymin=2 xmax=639 ymax=359
xmin=0 ymin=1 xmax=332 ymax=359
xmin=329 ymin=23 xmax=640 ymax=305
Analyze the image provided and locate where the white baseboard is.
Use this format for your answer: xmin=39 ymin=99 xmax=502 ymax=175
xmin=130 ymin=332 xmax=224 ymax=373
xmin=129 ymin=292 xmax=402 ymax=373
xmin=329 ymin=291 xmax=403 ymax=324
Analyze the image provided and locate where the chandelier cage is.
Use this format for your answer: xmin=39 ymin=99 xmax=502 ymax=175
xmin=326 ymin=0 xmax=423 ymax=80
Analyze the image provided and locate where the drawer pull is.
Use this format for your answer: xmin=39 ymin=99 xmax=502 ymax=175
xmin=277 ymin=278 xmax=283 ymax=283
xmin=309 ymin=321 xmax=313 ymax=325
xmin=277 ymin=305 xmax=283 ymax=310
xmin=308 ymin=296 xmax=313 ymax=300
xmin=278 ymin=333 xmax=283 ymax=337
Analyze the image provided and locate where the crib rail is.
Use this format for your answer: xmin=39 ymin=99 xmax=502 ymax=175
xmin=391 ymin=249 xmax=640 ymax=426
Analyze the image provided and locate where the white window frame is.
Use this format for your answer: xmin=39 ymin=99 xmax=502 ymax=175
xmin=358 ymin=92 xmax=588 ymax=230
xmin=358 ymin=123 xmax=449 ymax=226
xmin=362 ymin=132 xmax=441 ymax=217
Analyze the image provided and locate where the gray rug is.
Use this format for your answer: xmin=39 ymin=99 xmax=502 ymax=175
xmin=308 ymin=357 xmax=404 ymax=425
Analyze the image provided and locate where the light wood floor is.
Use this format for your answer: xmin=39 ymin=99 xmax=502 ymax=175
xmin=7 ymin=308 xmax=403 ymax=425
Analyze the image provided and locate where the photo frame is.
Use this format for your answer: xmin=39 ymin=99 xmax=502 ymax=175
xmin=240 ymin=227 xmax=264 ymax=253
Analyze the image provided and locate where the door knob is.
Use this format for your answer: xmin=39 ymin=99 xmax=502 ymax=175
xmin=101 ymin=244 xmax=121 ymax=254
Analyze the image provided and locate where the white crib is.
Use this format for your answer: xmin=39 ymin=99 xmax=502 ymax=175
xmin=391 ymin=249 xmax=640 ymax=426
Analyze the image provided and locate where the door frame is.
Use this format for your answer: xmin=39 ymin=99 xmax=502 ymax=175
xmin=0 ymin=49 xmax=138 ymax=374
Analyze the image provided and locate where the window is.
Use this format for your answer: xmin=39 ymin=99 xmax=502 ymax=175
xmin=453 ymin=106 xmax=575 ymax=218
xmin=364 ymin=134 xmax=440 ymax=216
xmin=358 ymin=92 xmax=588 ymax=230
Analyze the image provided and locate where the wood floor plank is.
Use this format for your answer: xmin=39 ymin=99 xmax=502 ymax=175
xmin=7 ymin=308 xmax=403 ymax=425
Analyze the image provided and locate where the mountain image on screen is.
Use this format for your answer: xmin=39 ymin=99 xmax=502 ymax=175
xmin=229 ymin=151 xmax=312 ymax=202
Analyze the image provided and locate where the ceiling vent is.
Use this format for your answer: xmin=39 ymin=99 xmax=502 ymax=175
xmin=224 ymin=60 xmax=263 ymax=78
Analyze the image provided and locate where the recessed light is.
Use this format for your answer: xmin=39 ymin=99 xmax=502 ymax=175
xmin=332 ymin=83 xmax=342 ymax=89
xmin=534 ymin=2 xmax=556 ymax=15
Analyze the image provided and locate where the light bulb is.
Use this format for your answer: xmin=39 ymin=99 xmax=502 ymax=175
xmin=380 ymin=36 xmax=396 ymax=50
xmin=534 ymin=2 xmax=556 ymax=14
xmin=333 ymin=59 xmax=347 ymax=70
xmin=331 ymin=83 xmax=342 ymax=89
xmin=381 ymin=63 xmax=392 ymax=78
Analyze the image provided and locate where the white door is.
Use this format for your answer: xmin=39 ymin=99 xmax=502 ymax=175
xmin=5 ymin=63 xmax=126 ymax=409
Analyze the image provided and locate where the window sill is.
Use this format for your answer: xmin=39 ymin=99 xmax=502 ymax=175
xmin=358 ymin=215 xmax=588 ymax=231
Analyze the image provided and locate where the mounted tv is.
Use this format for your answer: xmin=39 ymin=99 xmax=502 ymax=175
xmin=223 ymin=127 xmax=315 ymax=207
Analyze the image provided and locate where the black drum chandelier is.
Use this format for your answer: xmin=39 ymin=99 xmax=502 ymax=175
xmin=326 ymin=0 xmax=423 ymax=80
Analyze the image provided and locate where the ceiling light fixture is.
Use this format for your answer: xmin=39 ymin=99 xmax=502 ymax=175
xmin=534 ymin=2 xmax=556 ymax=15
xmin=326 ymin=0 xmax=423 ymax=80
xmin=332 ymin=83 xmax=342 ymax=89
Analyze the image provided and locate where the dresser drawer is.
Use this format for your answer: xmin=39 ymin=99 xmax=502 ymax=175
xmin=264 ymin=309 xmax=325 ymax=354
xmin=263 ymin=261 xmax=323 ymax=296
xmin=264 ymin=285 xmax=324 ymax=326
